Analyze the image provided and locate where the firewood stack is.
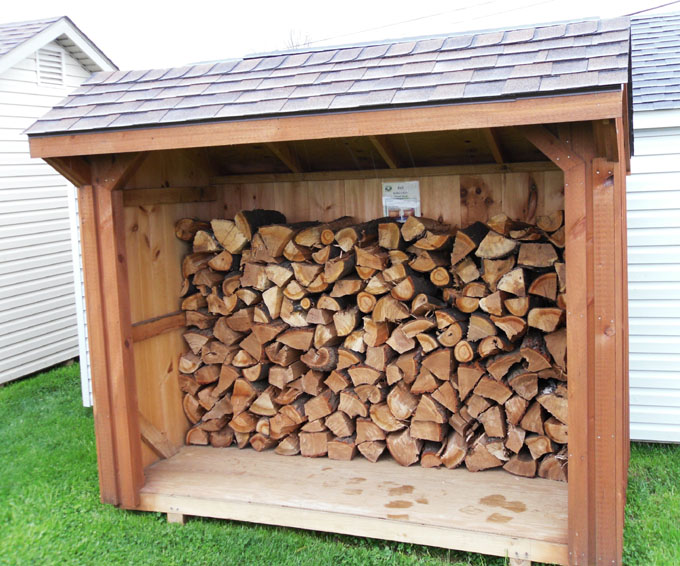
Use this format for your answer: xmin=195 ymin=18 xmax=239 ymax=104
xmin=175 ymin=208 xmax=568 ymax=481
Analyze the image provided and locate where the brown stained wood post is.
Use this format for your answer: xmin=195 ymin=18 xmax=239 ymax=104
xmin=91 ymin=155 xmax=146 ymax=509
xmin=521 ymin=125 xmax=599 ymax=565
xmin=78 ymin=185 xmax=120 ymax=505
xmin=591 ymin=161 xmax=619 ymax=563
xmin=72 ymin=153 xmax=148 ymax=508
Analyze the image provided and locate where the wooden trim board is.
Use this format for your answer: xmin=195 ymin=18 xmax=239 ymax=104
xmin=138 ymin=446 xmax=569 ymax=565
xmin=28 ymin=91 xmax=622 ymax=158
xmin=212 ymin=161 xmax=558 ymax=184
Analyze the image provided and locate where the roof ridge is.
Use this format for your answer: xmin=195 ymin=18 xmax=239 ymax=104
xmin=239 ymin=15 xmax=626 ymax=61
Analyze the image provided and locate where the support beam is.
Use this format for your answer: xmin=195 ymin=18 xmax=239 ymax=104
xmin=482 ymin=128 xmax=505 ymax=164
xmin=78 ymin=153 xmax=148 ymax=509
xmin=122 ymin=186 xmax=217 ymax=207
xmin=139 ymin=413 xmax=179 ymax=460
xmin=45 ymin=156 xmax=91 ymax=186
xmin=131 ymin=311 xmax=186 ymax=342
xmin=93 ymin=152 xmax=148 ymax=191
xmin=266 ymin=142 xmax=303 ymax=173
xmin=368 ymin=135 xmax=402 ymax=169
xmin=592 ymin=120 xmax=619 ymax=162
xmin=518 ymin=126 xmax=584 ymax=172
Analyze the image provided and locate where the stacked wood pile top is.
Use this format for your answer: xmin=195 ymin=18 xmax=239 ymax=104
xmin=175 ymin=208 xmax=568 ymax=481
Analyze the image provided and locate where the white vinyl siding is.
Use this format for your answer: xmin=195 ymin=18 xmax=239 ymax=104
xmin=0 ymin=40 xmax=91 ymax=401
xmin=627 ymin=108 xmax=680 ymax=443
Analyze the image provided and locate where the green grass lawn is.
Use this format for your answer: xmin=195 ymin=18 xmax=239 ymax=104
xmin=1 ymin=364 xmax=678 ymax=566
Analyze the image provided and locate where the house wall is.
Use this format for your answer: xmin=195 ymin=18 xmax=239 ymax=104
xmin=627 ymin=108 xmax=680 ymax=442
xmin=0 ymin=39 xmax=92 ymax=400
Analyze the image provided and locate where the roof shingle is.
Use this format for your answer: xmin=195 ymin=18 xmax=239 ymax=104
xmin=26 ymin=16 xmax=631 ymax=136
xmin=631 ymin=12 xmax=680 ymax=111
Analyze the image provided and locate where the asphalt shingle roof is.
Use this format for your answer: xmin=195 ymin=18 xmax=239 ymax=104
xmin=0 ymin=17 xmax=60 ymax=57
xmin=631 ymin=12 xmax=680 ymax=111
xmin=26 ymin=16 xmax=630 ymax=137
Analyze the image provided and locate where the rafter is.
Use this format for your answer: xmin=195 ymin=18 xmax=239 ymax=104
xmin=482 ymin=128 xmax=505 ymax=164
xmin=266 ymin=142 xmax=303 ymax=173
xmin=368 ymin=135 xmax=402 ymax=169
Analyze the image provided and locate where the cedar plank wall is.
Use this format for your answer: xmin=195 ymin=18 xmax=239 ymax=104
xmin=123 ymin=151 xmax=219 ymax=467
xmin=121 ymin=156 xmax=564 ymax=469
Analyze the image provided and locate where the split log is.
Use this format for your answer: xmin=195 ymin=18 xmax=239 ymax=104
xmin=520 ymin=331 xmax=552 ymax=371
xmin=503 ymin=450 xmax=536 ymax=477
xmin=467 ymin=313 xmax=497 ymax=342
xmin=387 ymin=383 xmax=419 ymax=420
xmin=504 ymin=296 xmax=530 ymax=317
xmin=234 ymin=209 xmax=287 ymax=241
xmin=528 ymin=308 xmax=565 ymax=333
xmin=441 ymin=431 xmax=467 ymax=469
xmin=300 ymin=347 xmax=338 ymax=372
xmin=479 ymin=405 xmax=506 ymax=438
xmin=176 ymin=218 xmax=211 ymax=241
xmin=491 ymin=315 xmax=527 ymax=342
xmin=518 ymin=243 xmax=558 ymax=268
xmin=528 ymin=272 xmax=557 ymax=301
xmin=475 ymin=231 xmax=517 ymax=259
xmin=420 ymin=442 xmax=443 ymax=468
xmin=410 ymin=368 xmax=439 ymax=395
xmin=537 ymin=210 xmax=564 ymax=233
xmin=473 ymin=376 xmax=513 ymax=404
xmin=497 ymin=268 xmax=525 ymax=297
xmin=457 ymin=363 xmax=485 ymax=400
xmin=505 ymin=423 xmax=526 ymax=453
xmin=544 ymin=416 xmax=568 ymax=444
xmin=481 ymin=257 xmax=515 ymax=291
xmin=370 ymin=403 xmax=406 ymax=432
xmin=387 ymin=429 xmax=422 ymax=466
xmin=544 ymin=328 xmax=567 ymax=369
xmin=300 ymin=431 xmax=332 ymax=457
xmin=328 ymin=436 xmax=357 ymax=461
xmin=538 ymin=451 xmax=568 ymax=482
xmin=451 ymin=221 xmax=489 ymax=265
xmin=465 ymin=434 xmax=504 ymax=471
xmin=401 ymin=216 xmax=447 ymax=242
xmin=537 ymin=386 xmax=568 ymax=424
xmin=357 ymin=440 xmax=386 ymax=463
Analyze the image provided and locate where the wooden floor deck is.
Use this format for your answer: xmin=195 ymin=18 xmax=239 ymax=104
xmin=138 ymin=446 xmax=568 ymax=564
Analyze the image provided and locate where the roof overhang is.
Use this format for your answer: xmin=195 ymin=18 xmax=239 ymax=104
xmin=0 ymin=16 xmax=116 ymax=77
xmin=28 ymin=89 xmax=625 ymax=159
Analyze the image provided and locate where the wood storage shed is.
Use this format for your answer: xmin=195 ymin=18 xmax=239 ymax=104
xmin=27 ymin=16 xmax=631 ymax=566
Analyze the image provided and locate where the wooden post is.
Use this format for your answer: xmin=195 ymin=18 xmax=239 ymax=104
xmin=522 ymin=124 xmax=628 ymax=565
xmin=77 ymin=153 xmax=147 ymax=508
xmin=167 ymin=512 xmax=186 ymax=525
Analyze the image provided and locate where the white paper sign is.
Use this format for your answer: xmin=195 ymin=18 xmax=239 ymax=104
xmin=382 ymin=180 xmax=421 ymax=221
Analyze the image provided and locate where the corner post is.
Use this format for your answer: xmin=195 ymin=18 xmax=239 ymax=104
xmin=78 ymin=153 xmax=147 ymax=508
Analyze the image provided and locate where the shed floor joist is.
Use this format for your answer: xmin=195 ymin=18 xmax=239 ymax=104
xmin=138 ymin=446 xmax=568 ymax=565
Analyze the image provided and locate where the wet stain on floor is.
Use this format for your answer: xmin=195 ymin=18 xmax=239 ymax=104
xmin=486 ymin=513 xmax=513 ymax=523
xmin=479 ymin=494 xmax=527 ymax=513
xmin=385 ymin=500 xmax=413 ymax=509
xmin=387 ymin=514 xmax=409 ymax=520
xmin=388 ymin=485 xmax=414 ymax=496
xmin=344 ymin=488 xmax=363 ymax=495
xmin=348 ymin=477 xmax=366 ymax=484
xmin=416 ymin=497 xmax=429 ymax=504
